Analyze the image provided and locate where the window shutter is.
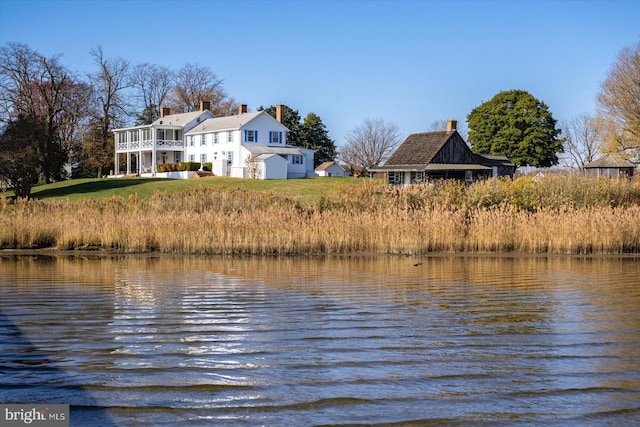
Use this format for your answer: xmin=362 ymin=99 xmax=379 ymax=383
xmin=279 ymin=132 xmax=282 ymax=144
xmin=269 ymin=132 xmax=272 ymax=143
xmin=244 ymin=130 xmax=247 ymax=142
xmin=255 ymin=130 xmax=258 ymax=142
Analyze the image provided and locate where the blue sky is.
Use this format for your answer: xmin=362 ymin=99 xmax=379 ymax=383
xmin=1 ymin=0 xmax=639 ymax=147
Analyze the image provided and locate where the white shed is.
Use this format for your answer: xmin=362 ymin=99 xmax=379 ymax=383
xmin=251 ymin=153 xmax=288 ymax=179
xmin=315 ymin=161 xmax=348 ymax=177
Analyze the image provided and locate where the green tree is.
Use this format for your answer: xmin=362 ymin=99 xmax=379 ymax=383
xmin=135 ymin=103 xmax=159 ymax=126
xmin=259 ymin=104 xmax=302 ymax=145
xmin=299 ymin=113 xmax=336 ymax=167
xmin=467 ymin=89 xmax=564 ymax=168
xmin=0 ymin=115 xmax=47 ymax=198
xmin=259 ymin=105 xmax=336 ymax=166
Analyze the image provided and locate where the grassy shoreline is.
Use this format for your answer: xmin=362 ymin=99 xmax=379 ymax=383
xmin=2 ymin=176 xmax=640 ymax=255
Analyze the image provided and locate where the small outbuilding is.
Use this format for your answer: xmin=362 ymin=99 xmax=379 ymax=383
xmin=315 ymin=161 xmax=349 ymax=177
xmin=370 ymin=120 xmax=515 ymax=185
xmin=584 ymin=154 xmax=635 ymax=178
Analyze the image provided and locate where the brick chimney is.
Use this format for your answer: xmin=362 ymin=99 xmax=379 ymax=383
xmin=160 ymin=107 xmax=171 ymax=118
xmin=200 ymin=100 xmax=211 ymax=111
xmin=276 ymin=104 xmax=284 ymax=123
xmin=447 ymin=119 xmax=457 ymax=132
xmin=239 ymin=104 xmax=248 ymax=114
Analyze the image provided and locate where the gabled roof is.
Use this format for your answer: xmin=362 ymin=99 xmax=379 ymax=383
xmin=315 ymin=161 xmax=344 ymax=172
xmin=384 ymin=131 xmax=454 ymax=166
xmin=255 ymin=153 xmax=283 ymax=161
xmin=185 ymin=111 xmax=288 ymax=135
xmin=371 ymin=129 xmax=515 ymax=173
xmin=152 ymin=110 xmax=213 ymax=127
xmin=584 ymin=153 xmax=635 ymax=168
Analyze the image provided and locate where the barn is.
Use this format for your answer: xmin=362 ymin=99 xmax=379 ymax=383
xmin=370 ymin=120 xmax=515 ymax=185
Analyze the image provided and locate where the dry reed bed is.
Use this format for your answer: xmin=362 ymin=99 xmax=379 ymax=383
xmin=1 ymin=176 xmax=640 ymax=255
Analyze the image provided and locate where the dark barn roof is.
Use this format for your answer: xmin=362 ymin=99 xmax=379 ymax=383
xmin=371 ymin=130 xmax=513 ymax=173
xmin=383 ymin=131 xmax=455 ymax=167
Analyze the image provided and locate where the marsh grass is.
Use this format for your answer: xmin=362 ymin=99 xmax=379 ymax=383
xmin=2 ymin=175 xmax=639 ymax=254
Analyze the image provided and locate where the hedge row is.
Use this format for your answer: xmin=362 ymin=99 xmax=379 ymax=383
xmin=156 ymin=162 xmax=212 ymax=173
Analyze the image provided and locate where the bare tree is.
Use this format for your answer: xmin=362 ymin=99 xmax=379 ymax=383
xmin=560 ymin=113 xmax=604 ymax=171
xmin=429 ymin=119 xmax=468 ymax=140
xmin=86 ymin=45 xmax=131 ymax=177
xmin=340 ymin=118 xmax=402 ymax=174
xmin=597 ymin=40 xmax=640 ymax=162
xmin=245 ymin=156 xmax=261 ymax=179
xmin=130 ymin=62 xmax=174 ymax=124
xmin=169 ymin=63 xmax=237 ymax=115
xmin=0 ymin=42 xmax=38 ymax=121
xmin=0 ymin=42 xmax=89 ymax=182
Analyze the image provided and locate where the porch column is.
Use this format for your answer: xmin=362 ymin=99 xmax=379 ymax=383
xmin=126 ymin=152 xmax=131 ymax=175
xmin=152 ymin=146 xmax=157 ymax=175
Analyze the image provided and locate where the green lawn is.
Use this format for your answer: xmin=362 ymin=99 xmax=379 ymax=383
xmin=2 ymin=176 xmax=371 ymax=206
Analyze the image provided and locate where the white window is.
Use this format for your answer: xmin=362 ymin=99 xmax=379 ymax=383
xmin=201 ymin=153 xmax=207 ymax=163
xmin=189 ymin=136 xmax=194 ymax=146
xmin=227 ymin=151 xmax=233 ymax=163
xmin=227 ymin=131 xmax=233 ymax=143
xmin=214 ymin=133 xmax=218 ymax=144
xmin=270 ymin=131 xmax=281 ymax=144
xmin=200 ymin=135 xmax=206 ymax=146
xmin=189 ymin=154 xmax=195 ymax=162
xmin=213 ymin=152 xmax=218 ymax=160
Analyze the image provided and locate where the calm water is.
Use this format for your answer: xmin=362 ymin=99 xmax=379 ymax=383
xmin=1 ymin=254 xmax=639 ymax=426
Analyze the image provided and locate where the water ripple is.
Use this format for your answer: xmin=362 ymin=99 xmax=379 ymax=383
xmin=1 ymin=255 xmax=639 ymax=426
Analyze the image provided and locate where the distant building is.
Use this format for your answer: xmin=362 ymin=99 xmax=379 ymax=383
xmin=112 ymin=103 xmax=315 ymax=179
xmin=315 ymin=161 xmax=349 ymax=177
xmin=370 ymin=120 xmax=515 ymax=185
xmin=584 ymin=154 xmax=635 ymax=178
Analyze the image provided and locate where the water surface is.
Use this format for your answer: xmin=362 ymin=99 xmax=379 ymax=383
xmin=1 ymin=255 xmax=639 ymax=426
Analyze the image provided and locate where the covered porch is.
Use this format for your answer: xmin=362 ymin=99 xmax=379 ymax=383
xmin=113 ymin=126 xmax=184 ymax=175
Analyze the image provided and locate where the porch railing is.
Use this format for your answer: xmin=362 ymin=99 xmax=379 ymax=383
xmin=115 ymin=139 xmax=183 ymax=152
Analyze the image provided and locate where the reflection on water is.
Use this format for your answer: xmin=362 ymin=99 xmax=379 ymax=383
xmin=1 ymin=254 xmax=639 ymax=426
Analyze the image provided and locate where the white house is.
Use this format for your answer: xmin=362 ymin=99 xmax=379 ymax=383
xmin=315 ymin=161 xmax=349 ymax=177
xmin=112 ymin=103 xmax=315 ymax=179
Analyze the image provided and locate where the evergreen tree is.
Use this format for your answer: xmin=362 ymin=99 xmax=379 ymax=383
xmin=260 ymin=105 xmax=336 ymax=167
xmin=0 ymin=116 xmax=47 ymax=198
xmin=300 ymin=113 xmax=336 ymax=167
xmin=259 ymin=104 xmax=301 ymax=145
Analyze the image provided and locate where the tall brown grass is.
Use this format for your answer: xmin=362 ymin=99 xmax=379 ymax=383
xmin=1 ymin=175 xmax=639 ymax=254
